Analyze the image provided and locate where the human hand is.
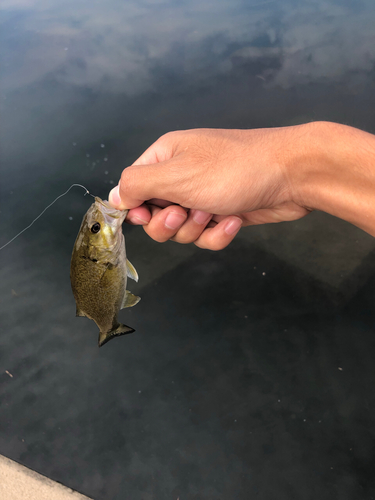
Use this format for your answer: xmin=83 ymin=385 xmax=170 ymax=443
xmin=109 ymin=127 xmax=312 ymax=250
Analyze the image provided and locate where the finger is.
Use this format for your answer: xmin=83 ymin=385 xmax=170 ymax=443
xmin=126 ymin=205 xmax=152 ymax=225
xmin=142 ymin=204 xmax=188 ymax=243
xmin=193 ymin=216 xmax=242 ymax=251
xmin=108 ymin=131 xmax=188 ymax=210
xmin=125 ymin=200 xmax=179 ymax=225
xmin=170 ymin=210 xmax=212 ymax=244
xmin=109 ymin=157 xmax=188 ymax=210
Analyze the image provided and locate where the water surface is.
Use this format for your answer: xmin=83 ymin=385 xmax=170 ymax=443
xmin=1 ymin=0 xmax=375 ymax=498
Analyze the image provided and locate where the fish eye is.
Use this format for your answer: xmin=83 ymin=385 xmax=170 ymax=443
xmin=91 ymin=222 xmax=101 ymax=234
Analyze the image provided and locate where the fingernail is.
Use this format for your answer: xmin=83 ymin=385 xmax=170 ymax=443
xmin=193 ymin=210 xmax=211 ymax=225
xmin=224 ymin=217 xmax=242 ymax=235
xmin=109 ymin=185 xmax=121 ymax=207
xmin=128 ymin=215 xmax=149 ymax=225
xmin=165 ymin=211 xmax=187 ymax=230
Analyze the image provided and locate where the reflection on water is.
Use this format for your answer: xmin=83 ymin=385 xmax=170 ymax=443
xmin=2 ymin=0 xmax=375 ymax=95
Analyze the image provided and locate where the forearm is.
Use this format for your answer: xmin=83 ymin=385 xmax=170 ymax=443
xmin=289 ymin=121 xmax=375 ymax=236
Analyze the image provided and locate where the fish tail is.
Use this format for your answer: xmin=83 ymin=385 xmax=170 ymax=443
xmin=98 ymin=323 xmax=135 ymax=347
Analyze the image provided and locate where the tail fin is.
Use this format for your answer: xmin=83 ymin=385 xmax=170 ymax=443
xmin=98 ymin=323 xmax=135 ymax=347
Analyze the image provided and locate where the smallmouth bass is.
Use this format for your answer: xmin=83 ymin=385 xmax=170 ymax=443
xmin=70 ymin=197 xmax=140 ymax=347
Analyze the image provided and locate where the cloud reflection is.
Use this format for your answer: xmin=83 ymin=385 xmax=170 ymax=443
xmin=1 ymin=0 xmax=375 ymax=95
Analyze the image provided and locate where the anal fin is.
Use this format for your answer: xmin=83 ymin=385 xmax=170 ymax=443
xmin=121 ymin=291 xmax=141 ymax=309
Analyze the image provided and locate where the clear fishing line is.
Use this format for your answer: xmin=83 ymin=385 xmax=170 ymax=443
xmin=0 ymin=183 xmax=95 ymax=251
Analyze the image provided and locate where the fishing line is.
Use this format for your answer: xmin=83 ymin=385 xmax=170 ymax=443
xmin=0 ymin=183 xmax=95 ymax=251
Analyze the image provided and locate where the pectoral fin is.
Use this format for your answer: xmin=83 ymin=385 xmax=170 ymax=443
xmin=76 ymin=307 xmax=86 ymax=317
xmin=98 ymin=323 xmax=134 ymax=347
xmin=126 ymin=259 xmax=139 ymax=282
xmin=121 ymin=291 xmax=141 ymax=309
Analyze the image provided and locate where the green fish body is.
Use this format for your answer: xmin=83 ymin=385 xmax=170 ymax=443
xmin=70 ymin=197 xmax=140 ymax=347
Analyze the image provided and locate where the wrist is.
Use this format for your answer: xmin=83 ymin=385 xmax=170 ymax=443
xmin=287 ymin=121 xmax=375 ymax=236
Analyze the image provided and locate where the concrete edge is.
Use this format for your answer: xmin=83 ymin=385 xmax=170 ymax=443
xmin=0 ymin=454 xmax=92 ymax=500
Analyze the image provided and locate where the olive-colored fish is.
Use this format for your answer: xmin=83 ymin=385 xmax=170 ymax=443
xmin=70 ymin=197 xmax=140 ymax=347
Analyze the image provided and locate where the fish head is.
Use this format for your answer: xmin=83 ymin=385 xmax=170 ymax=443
xmin=81 ymin=197 xmax=128 ymax=261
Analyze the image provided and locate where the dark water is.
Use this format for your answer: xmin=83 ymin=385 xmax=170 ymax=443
xmin=1 ymin=0 xmax=375 ymax=498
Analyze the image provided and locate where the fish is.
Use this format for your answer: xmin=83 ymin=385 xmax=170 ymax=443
xmin=70 ymin=197 xmax=140 ymax=347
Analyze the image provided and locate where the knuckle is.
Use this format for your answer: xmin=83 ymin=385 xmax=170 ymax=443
xmin=194 ymin=241 xmax=207 ymax=250
xmin=200 ymin=233 xmax=229 ymax=251
xmin=174 ymin=233 xmax=194 ymax=245
xmin=210 ymin=241 xmax=227 ymax=251
xmin=119 ymin=166 xmax=136 ymax=194
xmin=143 ymin=226 xmax=169 ymax=243
xmin=157 ymin=130 xmax=182 ymax=149
xmin=155 ymin=236 xmax=170 ymax=243
xmin=159 ymin=130 xmax=177 ymax=142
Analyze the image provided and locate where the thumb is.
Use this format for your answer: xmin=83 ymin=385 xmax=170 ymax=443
xmin=109 ymin=131 xmax=190 ymax=209
xmin=108 ymin=160 xmax=185 ymax=210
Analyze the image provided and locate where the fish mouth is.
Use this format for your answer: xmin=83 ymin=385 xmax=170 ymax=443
xmin=95 ymin=197 xmax=128 ymax=225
